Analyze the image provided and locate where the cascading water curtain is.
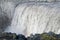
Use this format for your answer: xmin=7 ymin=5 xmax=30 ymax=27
xmin=2 ymin=0 xmax=60 ymax=37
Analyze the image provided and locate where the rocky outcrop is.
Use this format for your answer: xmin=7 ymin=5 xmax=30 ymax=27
xmin=0 ymin=32 xmax=26 ymax=40
xmin=27 ymin=32 xmax=60 ymax=40
xmin=0 ymin=32 xmax=60 ymax=40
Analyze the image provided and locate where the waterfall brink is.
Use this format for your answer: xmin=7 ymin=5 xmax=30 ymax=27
xmin=5 ymin=2 xmax=60 ymax=36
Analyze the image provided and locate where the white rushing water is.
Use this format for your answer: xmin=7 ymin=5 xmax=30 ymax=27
xmin=4 ymin=2 xmax=60 ymax=36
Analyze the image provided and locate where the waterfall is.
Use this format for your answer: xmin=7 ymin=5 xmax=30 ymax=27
xmin=5 ymin=2 xmax=60 ymax=36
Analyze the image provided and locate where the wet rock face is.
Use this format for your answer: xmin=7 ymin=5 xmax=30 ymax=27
xmin=0 ymin=32 xmax=60 ymax=40
xmin=0 ymin=32 xmax=27 ymax=40
xmin=27 ymin=34 xmax=41 ymax=40
xmin=27 ymin=32 xmax=60 ymax=40
xmin=16 ymin=34 xmax=27 ymax=40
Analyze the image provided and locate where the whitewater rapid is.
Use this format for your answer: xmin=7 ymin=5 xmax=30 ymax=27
xmin=5 ymin=2 xmax=60 ymax=36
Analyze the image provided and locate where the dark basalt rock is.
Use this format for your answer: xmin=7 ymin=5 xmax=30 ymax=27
xmin=0 ymin=32 xmax=27 ymax=40
xmin=0 ymin=32 xmax=17 ymax=39
xmin=16 ymin=34 xmax=27 ymax=40
xmin=27 ymin=34 xmax=41 ymax=40
xmin=0 ymin=32 xmax=60 ymax=40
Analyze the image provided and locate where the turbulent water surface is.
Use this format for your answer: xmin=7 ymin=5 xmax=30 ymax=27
xmin=4 ymin=2 xmax=60 ymax=36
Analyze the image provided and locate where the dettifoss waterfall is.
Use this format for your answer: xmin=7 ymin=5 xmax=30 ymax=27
xmin=3 ymin=0 xmax=60 ymax=36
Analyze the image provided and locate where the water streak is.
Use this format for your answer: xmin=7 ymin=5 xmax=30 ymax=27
xmin=5 ymin=2 xmax=60 ymax=36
